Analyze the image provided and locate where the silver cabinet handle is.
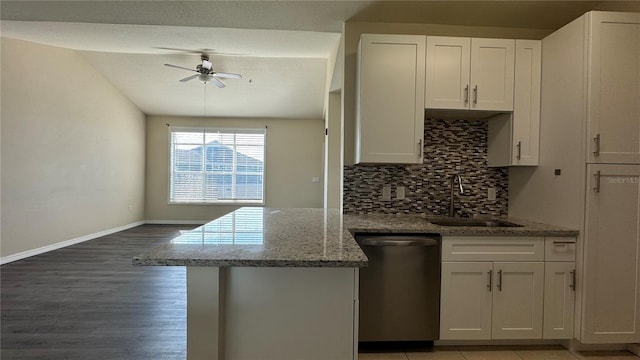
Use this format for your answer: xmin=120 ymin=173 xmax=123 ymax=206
xmin=570 ymin=269 xmax=576 ymax=291
xmin=487 ymin=270 xmax=493 ymax=292
xmin=516 ymin=141 xmax=522 ymax=160
xmin=360 ymin=238 xmax=438 ymax=247
xmin=593 ymin=170 xmax=601 ymax=193
xmin=593 ymin=134 xmax=601 ymax=157
xmin=473 ymin=85 xmax=478 ymax=104
xmin=418 ymin=139 xmax=423 ymax=159
xmin=497 ymin=269 xmax=503 ymax=291
xmin=553 ymin=240 xmax=576 ymax=245
xmin=464 ymin=85 xmax=469 ymax=104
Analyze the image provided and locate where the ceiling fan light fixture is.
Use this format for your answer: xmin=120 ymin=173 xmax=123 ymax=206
xmin=198 ymin=74 xmax=213 ymax=84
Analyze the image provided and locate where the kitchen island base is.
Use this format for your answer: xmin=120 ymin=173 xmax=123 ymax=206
xmin=187 ymin=266 xmax=359 ymax=360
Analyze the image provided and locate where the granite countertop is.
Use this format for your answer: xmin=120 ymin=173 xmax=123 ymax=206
xmin=345 ymin=213 xmax=579 ymax=237
xmin=133 ymin=207 xmax=578 ymax=268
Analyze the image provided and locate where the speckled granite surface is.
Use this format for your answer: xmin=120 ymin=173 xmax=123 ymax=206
xmin=133 ymin=207 xmax=578 ymax=268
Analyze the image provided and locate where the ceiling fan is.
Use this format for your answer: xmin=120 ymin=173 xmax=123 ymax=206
xmin=164 ymin=55 xmax=242 ymax=88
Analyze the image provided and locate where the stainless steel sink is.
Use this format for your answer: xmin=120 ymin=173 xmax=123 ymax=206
xmin=428 ymin=219 xmax=523 ymax=227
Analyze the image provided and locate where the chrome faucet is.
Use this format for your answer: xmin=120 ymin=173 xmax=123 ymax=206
xmin=449 ymin=174 xmax=464 ymax=217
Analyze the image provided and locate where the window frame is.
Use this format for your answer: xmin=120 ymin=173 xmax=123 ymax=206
xmin=167 ymin=126 xmax=266 ymax=205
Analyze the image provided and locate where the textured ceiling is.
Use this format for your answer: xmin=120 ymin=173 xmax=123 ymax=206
xmin=2 ymin=1 xmax=639 ymax=119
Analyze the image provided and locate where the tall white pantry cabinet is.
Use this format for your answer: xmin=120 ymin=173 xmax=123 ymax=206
xmin=509 ymin=11 xmax=640 ymax=345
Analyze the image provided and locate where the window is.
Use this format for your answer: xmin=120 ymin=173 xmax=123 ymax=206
xmin=169 ymin=127 xmax=265 ymax=204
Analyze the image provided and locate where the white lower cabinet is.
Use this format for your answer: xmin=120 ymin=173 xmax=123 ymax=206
xmin=492 ymin=262 xmax=544 ymax=339
xmin=440 ymin=261 xmax=544 ymax=340
xmin=440 ymin=236 xmax=576 ymax=341
xmin=543 ymin=262 xmax=575 ymax=339
xmin=582 ymin=164 xmax=640 ymax=343
xmin=440 ymin=262 xmax=493 ymax=340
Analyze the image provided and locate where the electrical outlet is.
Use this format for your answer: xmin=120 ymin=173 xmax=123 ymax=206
xmin=382 ymin=186 xmax=391 ymax=201
xmin=487 ymin=188 xmax=497 ymax=201
xmin=312 ymin=177 xmax=320 ymax=183
xmin=396 ymin=186 xmax=405 ymax=200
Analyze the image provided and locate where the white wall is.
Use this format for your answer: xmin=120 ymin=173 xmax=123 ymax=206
xmin=145 ymin=116 xmax=324 ymax=222
xmin=325 ymin=91 xmax=342 ymax=209
xmin=0 ymin=38 xmax=146 ymax=258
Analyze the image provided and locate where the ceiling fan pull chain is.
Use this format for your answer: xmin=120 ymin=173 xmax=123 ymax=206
xmin=203 ymin=84 xmax=207 ymax=119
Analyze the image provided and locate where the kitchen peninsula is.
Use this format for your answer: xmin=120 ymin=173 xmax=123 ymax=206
xmin=133 ymin=207 xmax=578 ymax=360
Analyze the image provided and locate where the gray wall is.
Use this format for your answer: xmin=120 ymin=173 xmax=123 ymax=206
xmin=145 ymin=116 xmax=324 ymax=222
xmin=1 ymin=37 xmax=146 ymax=258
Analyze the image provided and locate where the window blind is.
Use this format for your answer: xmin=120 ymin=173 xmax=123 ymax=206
xmin=169 ymin=127 xmax=265 ymax=204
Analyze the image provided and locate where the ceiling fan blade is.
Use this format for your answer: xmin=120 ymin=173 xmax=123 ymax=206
xmin=154 ymin=47 xmax=248 ymax=57
xmin=164 ymin=63 xmax=196 ymax=72
xmin=154 ymin=47 xmax=217 ymax=54
xmin=211 ymin=77 xmax=226 ymax=88
xmin=179 ymin=74 xmax=199 ymax=82
xmin=213 ymin=72 xmax=242 ymax=79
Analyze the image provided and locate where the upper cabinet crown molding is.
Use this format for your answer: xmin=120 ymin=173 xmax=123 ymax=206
xmin=426 ymin=36 xmax=515 ymax=112
xmin=355 ymin=34 xmax=426 ymax=164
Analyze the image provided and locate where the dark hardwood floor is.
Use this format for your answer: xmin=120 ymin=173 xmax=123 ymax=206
xmin=1 ymin=225 xmax=196 ymax=359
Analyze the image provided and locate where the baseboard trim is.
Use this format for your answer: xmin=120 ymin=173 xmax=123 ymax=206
xmin=434 ymin=339 xmax=564 ymax=347
xmin=0 ymin=221 xmax=145 ymax=265
xmin=144 ymin=220 xmax=207 ymax=225
xmin=568 ymin=339 xmax=628 ymax=352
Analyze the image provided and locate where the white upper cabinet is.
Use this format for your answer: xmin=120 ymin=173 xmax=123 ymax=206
xmin=425 ymin=37 xmax=471 ymax=110
xmin=355 ymin=34 xmax=426 ymax=164
xmin=587 ymin=12 xmax=640 ymax=164
xmin=426 ymin=37 xmax=515 ymax=111
xmin=470 ymin=38 xmax=516 ymax=111
xmin=511 ymin=40 xmax=541 ymax=165
xmin=487 ymin=40 xmax=541 ymax=167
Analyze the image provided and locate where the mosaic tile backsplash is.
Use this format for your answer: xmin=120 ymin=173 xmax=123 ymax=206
xmin=343 ymin=118 xmax=508 ymax=216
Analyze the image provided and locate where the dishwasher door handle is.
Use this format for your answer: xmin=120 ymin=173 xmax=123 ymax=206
xmin=359 ymin=238 xmax=438 ymax=247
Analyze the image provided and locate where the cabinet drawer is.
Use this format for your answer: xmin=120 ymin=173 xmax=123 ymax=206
xmin=545 ymin=237 xmax=576 ymax=262
xmin=442 ymin=236 xmax=544 ymax=262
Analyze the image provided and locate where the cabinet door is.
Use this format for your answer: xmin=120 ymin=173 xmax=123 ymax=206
xmin=425 ymin=36 xmax=471 ymax=110
xmin=511 ymin=40 xmax=541 ymax=166
xmin=492 ymin=262 xmax=544 ymax=339
xmin=543 ymin=262 xmax=575 ymax=339
xmin=582 ymin=164 xmax=640 ymax=343
xmin=470 ymin=38 xmax=515 ymax=111
xmin=587 ymin=12 xmax=640 ymax=164
xmin=440 ymin=262 xmax=493 ymax=340
xmin=356 ymin=34 xmax=425 ymax=164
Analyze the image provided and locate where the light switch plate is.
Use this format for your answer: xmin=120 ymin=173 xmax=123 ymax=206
xmin=382 ymin=186 xmax=391 ymax=201
xmin=396 ymin=186 xmax=405 ymax=200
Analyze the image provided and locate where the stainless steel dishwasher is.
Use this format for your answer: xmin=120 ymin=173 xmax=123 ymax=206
xmin=356 ymin=234 xmax=440 ymax=342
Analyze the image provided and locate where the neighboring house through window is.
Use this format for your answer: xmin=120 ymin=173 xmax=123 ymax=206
xmin=169 ymin=127 xmax=265 ymax=204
